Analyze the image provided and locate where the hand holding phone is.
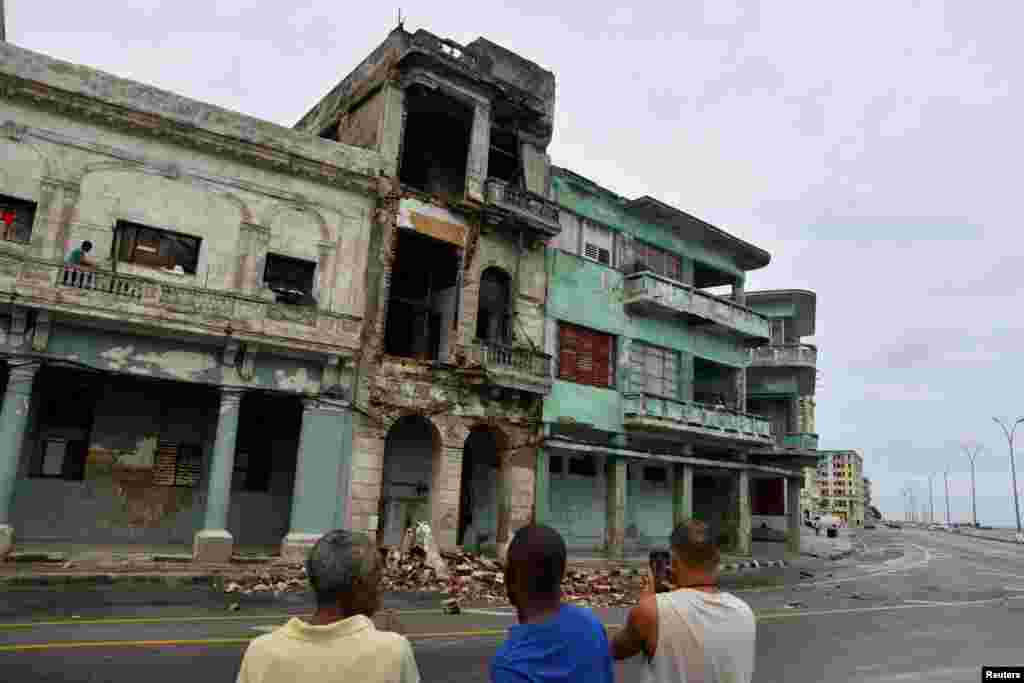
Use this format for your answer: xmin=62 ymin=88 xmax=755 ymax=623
xmin=649 ymin=550 xmax=672 ymax=594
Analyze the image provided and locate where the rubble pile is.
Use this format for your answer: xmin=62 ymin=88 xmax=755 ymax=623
xmin=382 ymin=546 xmax=646 ymax=608
xmin=220 ymin=523 xmax=647 ymax=609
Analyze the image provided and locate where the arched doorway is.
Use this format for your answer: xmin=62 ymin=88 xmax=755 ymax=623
xmin=476 ymin=267 xmax=512 ymax=344
xmin=457 ymin=427 xmax=504 ymax=551
xmin=378 ymin=415 xmax=441 ymax=547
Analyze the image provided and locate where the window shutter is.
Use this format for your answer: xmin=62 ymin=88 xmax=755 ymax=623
xmin=558 ymin=324 xmax=579 ymax=382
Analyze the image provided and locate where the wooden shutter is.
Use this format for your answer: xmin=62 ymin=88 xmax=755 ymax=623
xmin=591 ymin=332 xmax=612 ymax=388
xmin=558 ymin=324 xmax=579 ymax=382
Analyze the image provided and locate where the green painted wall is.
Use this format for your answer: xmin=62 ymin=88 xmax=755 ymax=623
xmin=626 ymin=463 xmax=673 ymax=548
xmin=747 ymin=301 xmax=796 ymax=318
xmin=543 ymin=380 xmax=622 ymax=433
xmin=543 ymin=249 xmax=749 ymax=433
xmin=549 ymin=468 xmax=607 ymax=551
xmin=551 ymin=173 xmax=744 ymax=280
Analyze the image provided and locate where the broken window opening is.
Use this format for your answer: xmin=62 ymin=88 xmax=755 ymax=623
xmin=476 ymin=267 xmax=512 ymax=344
xmin=384 ymin=228 xmax=461 ymax=361
xmin=568 ymin=456 xmax=597 ymax=477
xmin=399 ymin=87 xmax=473 ymax=201
xmin=487 ymin=128 xmax=521 ymax=186
xmin=0 ymin=194 xmax=36 ymax=244
xmin=115 ymin=220 xmax=201 ymax=275
xmin=643 ymin=466 xmax=667 ymax=484
xmin=264 ymin=253 xmax=318 ymax=306
xmin=153 ymin=442 xmax=202 ymax=488
xmin=692 ymin=357 xmax=739 ymax=409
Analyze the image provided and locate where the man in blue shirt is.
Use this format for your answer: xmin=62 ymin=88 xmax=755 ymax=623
xmin=491 ymin=525 xmax=615 ymax=683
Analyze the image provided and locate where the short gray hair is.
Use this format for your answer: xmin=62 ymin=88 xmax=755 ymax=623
xmin=306 ymin=530 xmax=377 ymax=606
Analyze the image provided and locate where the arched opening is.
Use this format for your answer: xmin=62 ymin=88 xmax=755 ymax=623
xmin=476 ymin=267 xmax=512 ymax=345
xmin=457 ymin=427 xmax=504 ymax=551
xmin=378 ymin=415 xmax=442 ymax=547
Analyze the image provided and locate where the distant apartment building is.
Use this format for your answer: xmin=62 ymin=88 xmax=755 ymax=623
xmin=816 ymin=450 xmax=865 ymax=526
xmin=863 ymin=476 xmax=873 ymax=513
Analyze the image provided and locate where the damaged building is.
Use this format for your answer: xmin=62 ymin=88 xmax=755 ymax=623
xmin=0 ymin=23 xmax=821 ymax=564
xmin=0 ymin=40 xmax=387 ymax=561
xmin=293 ymin=28 xmax=561 ymax=553
xmin=538 ymin=169 xmax=817 ymax=557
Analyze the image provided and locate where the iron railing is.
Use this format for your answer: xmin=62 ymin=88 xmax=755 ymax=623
xmin=476 ymin=340 xmax=551 ymax=378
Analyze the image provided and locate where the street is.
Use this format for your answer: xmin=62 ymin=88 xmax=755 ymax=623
xmin=2 ymin=528 xmax=1023 ymax=682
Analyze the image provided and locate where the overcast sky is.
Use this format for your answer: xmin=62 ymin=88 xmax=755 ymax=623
xmin=7 ymin=1 xmax=1022 ymax=525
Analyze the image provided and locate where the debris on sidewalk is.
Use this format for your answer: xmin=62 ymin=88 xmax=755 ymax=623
xmin=784 ymin=601 xmax=806 ymax=609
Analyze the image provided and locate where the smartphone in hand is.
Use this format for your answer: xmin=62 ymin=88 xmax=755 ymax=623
xmin=649 ymin=550 xmax=672 ymax=593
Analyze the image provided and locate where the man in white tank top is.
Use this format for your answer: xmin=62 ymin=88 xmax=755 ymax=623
xmin=610 ymin=521 xmax=756 ymax=683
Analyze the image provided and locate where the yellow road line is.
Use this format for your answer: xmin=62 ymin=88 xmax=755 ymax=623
xmin=6 ymin=595 xmax=1024 ymax=652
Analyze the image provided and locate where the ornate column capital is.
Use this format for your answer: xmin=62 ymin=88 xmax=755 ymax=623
xmin=5 ymin=360 xmax=41 ymax=393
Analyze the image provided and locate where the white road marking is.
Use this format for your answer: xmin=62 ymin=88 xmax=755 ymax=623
xmin=903 ymin=599 xmax=949 ymax=605
xmin=804 ymin=545 xmax=933 ymax=587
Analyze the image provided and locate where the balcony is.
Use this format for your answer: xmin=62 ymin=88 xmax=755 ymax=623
xmin=0 ymin=256 xmax=362 ymax=352
xmin=782 ymin=433 xmax=819 ymax=450
xmin=483 ymin=178 xmax=561 ymax=239
xmin=468 ymin=340 xmax=552 ymax=395
xmin=623 ymin=271 xmax=770 ymax=341
xmin=750 ymin=343 xmax=817 ymax=368
xmin=622 ymin=392 xmax=774 ymax=445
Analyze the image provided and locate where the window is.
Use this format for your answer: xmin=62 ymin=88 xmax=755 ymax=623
xmin=581 ymin=219 xmax=613 ymax=266
xmin=620 ymin=238 xmax=682 ymax=281
xmin=116 ymin=221 xmax=201 ymax=274
xmin=643 ymin=466 xmax=667 ymax=483
xmin=629 ymin=342 xmax=679 ymax=399
xmin=584 ymin=241 xmax=611 ymax=265
xmin=568 ymin=456 xmax=597 ymax=477
xmin=35 ymin=439 xmax=87 ymax=480
xmin=769 ymin=319 xmax=785 ymax=345
xmin=549 ymin=455 xmax=564 ymax=475
xmin=152 ymin=441 xmax=202 ymax=487
xmin=476 ymin=267 xmax=512 ymax=344
xmin=0 ymin=194 xmax=36 ymax=243
xmin=384 ymin=229 xmax=460 ymax=360
xmin=264 ymin=253 xmax=317 ymax=305
xmin=557 ymin=322 xmax=614 ymax=388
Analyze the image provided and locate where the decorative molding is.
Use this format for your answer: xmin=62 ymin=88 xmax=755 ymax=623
xmin=0 ymin=120 xmax=28 ymax=141
xmin=0 ymin=73 xmax=381 ymax=197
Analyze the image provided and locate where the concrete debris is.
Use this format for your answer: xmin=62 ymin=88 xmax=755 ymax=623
xmin=442 ymin=598 xmax=461 ymax=615
xmin=224 ymin=582 xmax=241 ymax=593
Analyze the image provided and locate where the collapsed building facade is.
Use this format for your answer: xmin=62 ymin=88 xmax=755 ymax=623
xmin=293 ymin=29 xmax=560 ymax=553
xmin=0 ymin=24 xmax=821 ymax=562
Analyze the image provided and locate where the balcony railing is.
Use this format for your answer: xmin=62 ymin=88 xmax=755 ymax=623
xmin=0 ymin=258 xmax=362 ymax=349
xmin=469 ymin=340 xmax=552 ymax=394
xmin=782 ymin=432 xmax=819 ymax=450
xmin=622 ymin=392 xmax=774 ymax=444
xmin=622 ymin=271 xmax=771 ymax=340
xmin=483 ymin=178 xmax=560 ymax=235
xmin=750 ymin=343 xmax=817 ymax=368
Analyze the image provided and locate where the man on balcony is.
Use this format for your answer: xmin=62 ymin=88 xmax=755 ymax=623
xmin=65 ymin=240 xmax=96 ymax=269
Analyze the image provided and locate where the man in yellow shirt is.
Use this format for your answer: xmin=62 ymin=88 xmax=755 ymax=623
xmin=236 ymin=530 xmax=421 ymax=683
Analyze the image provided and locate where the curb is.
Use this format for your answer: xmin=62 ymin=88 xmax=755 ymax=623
xmin=958 ymin=532 xmax=1024 ymax=547
xmin=0 ymin=573 xmax=217 ymax=589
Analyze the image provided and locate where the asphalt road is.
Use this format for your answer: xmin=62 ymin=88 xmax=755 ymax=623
xmin=2 ymin=528 xmax=1023 ymax=682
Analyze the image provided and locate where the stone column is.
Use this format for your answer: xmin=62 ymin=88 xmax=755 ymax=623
xmin=432 ymin=446 xmax=464 ymax=551
xmin=732 ymin=279 xmax=746 ymax=306
xmin=606 ymin=457 xmax=627 ymax=559
xmin=496 ymin=455 xmax=512 ymax=547
xmin=733 ymin=467 xmax=752 ymax=556
xmin=465 ymin=101 xmax=491 ymax=202
xmin=790 ymin=396 xmax=802 ymax=434
xmin=672 ymin=462 xmax=694 ymax=528
xmin=533 ymin=447 xmax=551 ymax=524
xmin=787 ymin=476 xmax=802 ymax=556
xmin=281 ymin=398 xmax=353 ymax=562
xmin=193 ymin=388 xmax=244 ymax=563
xmin=0 ymin=361 xmax=40 ymax=558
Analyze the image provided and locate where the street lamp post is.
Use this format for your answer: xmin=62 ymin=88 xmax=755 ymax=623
xmin=943 ymin=467 xmax=951 ymax=526
xmin=962 ymin=443 xmax=982 ymax=528
xmin=928 ymin=473 xmax=936 ymax=524
xmin=992 ymin=417 xmax=1024 ymax=543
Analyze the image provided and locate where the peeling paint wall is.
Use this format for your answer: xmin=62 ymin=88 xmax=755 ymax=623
xmin=625 ymin=462 xmax=673 ymax=550
xmin=549 ymin=454 xmax=608 ymax=551
xmin=10 ymin=374 xmax=295 ymax=546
